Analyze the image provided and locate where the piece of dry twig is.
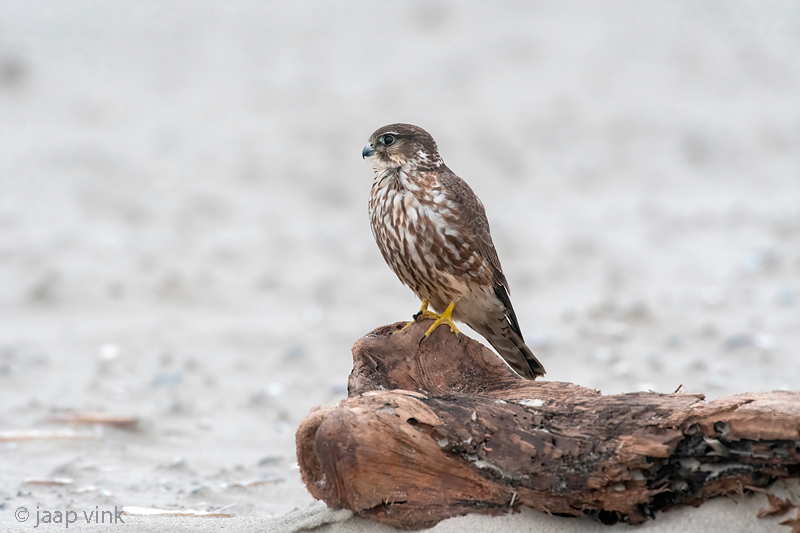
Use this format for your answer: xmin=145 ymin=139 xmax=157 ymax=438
xmin=0 ymin=428 xmax=103 ymax=442
xmin=45 ymin=411 xmax=139 ymax=428
xmin=23 ymin=477 xmax=74 ymax=486
xmin=121 ymin=505 xmax=234 ymax=518
xmin=230 ymin=478 xmax=283 ymax=488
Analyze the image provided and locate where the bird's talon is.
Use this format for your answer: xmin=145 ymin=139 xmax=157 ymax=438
xmin=411 ymin=299 xmax=442 ymax=322
xmin=420 ymin=301 xmax=460 ymax=340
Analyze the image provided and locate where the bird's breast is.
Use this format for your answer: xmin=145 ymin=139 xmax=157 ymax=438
xmin=369 ymin=174 xmax=489 ymax=301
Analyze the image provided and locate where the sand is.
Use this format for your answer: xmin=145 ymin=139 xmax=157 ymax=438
xmin=1 ymin=1 xmax=799 ymax=531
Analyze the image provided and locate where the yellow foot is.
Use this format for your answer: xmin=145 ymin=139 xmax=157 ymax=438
xmin=422 ymin=301 xmax=461 ymax=340
xmin=400 ymin=299 xmax=441 ymax=332
xmin=413 ymin=298 xmax=441 ymax=321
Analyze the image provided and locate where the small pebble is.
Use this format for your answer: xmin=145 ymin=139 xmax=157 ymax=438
xmin=665 ymin=334 xmax=682 ymax=348
xmin=706 ymin=372 xmax=728 ymax=388
xmin=594 ymin=346 xmax=613 ymax=362
xmin=724 ymin=333 xmax=751 ymax=350
xmin=611 ymin=359 xmax=632 ymax=378
xmin=330 ymin=383 xmax=348 ymax=395
xmin=647 ymin=355 xmax=664 ymax=373
xmin=251 ymin=383 xmax=284 ymax=404
xmin=741 ymin=248 xmax=777 ymax=272
xmin=775 ymin=287 xmax=797 ymax=307
xmin=621 ymin=301 xmax=650 ymax=321
xmin=249 ymin=390 xmax=269 ymax=405
xmin=264 ymin=382 xmax=283 ymax=396
xmin=702 ymin=286 xmax=725 ymax=307
xmin=183 ymin=357 xmax=199 ymax=371
xmin=167 ymin=456 xmax=188 ymax=469
xmin=21 ymin=351 xmax=50 ymax=366
xmin=753 ymin=333 xmax=776 ymax=350
xmin=594 ymin=320 xmax=630 ymax=340
xmin=283 ymin=345 xmax=304 ymax=360
xmin=303 ymin=306 xmax=324 ymax=326
xmin=151 ymin=371 xmax=183 ymax=387
xmin=189 ymin=484 xmax=210 ymax=495
xmin=98 ymin=344 xmax=121 ymax=361
xmin=699 ymin=323 xmax=719 ymax=338
xmin=166 ymin=398 xmax=190 ymax=414
xmin=274 ymin=421 xmax=292 ymax=434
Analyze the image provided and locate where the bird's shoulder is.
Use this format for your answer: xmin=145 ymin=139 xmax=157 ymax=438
xmin=432 ymin=166 xmax=508 ymax=288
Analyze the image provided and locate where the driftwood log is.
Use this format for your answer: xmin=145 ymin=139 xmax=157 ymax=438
xmin=296 ymin=320 xmax=800 ymax=530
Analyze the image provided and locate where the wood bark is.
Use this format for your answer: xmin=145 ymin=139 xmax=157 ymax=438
xmin=296 ymin=320 xmax=800 ymax=530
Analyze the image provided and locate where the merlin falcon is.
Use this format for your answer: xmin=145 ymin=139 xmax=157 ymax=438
xmin=363 ymin=123 xmax=545 ymax=379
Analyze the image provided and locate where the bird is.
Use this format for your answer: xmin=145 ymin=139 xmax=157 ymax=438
xmin=362 ymin=123 xmax=545 ymax=379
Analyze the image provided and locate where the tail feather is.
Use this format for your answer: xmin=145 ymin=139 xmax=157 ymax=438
xmin=472 ymin=321 xmax=546 ymax=379
xmin=470 ymin=285 xmax=546 ymax=379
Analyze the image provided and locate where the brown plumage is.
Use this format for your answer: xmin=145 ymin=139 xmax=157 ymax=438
xmin=362 ymin=123 xmax=545 ymax=379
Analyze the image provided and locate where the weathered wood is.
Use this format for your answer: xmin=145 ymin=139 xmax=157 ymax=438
xmin=296 ymin=319 xmax=800 ymax=529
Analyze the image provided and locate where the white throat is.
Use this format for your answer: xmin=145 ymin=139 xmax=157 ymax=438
xmin=370 ymin=157 xmax=403 ymax=189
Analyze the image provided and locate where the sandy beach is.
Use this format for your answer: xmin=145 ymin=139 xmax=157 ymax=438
xmin=1 ymin=1 xmax=799 ymax=531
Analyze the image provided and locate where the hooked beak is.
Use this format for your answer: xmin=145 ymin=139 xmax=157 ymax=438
xmin=362 ymin=144 xmax=376 ymax=159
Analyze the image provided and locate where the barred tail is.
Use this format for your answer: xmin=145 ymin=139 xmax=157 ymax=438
xmin=473 ymin=321 xmax=546 ymax=380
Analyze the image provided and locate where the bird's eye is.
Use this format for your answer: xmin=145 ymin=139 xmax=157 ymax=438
xmin=382 ymin=134 xmax=395 ymax=146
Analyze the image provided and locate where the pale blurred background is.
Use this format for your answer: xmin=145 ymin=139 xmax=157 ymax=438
xmin=1 ymin=0 xmax=799 ymax=520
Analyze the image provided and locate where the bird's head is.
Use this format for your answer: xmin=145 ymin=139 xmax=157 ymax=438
xmin=362 ymin=123 xmax=443 ymax=171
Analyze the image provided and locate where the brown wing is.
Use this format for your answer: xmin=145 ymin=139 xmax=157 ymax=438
xmin=438 ymin=169 xmax=506 ymax=285
xmin=438 ymin=169 xmax=525 ymax=340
